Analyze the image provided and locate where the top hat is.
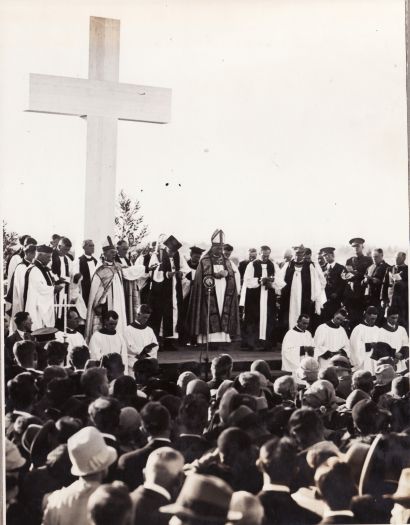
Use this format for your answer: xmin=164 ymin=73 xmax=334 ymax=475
xmin=160 ymin=473 xmax=242 ymax=522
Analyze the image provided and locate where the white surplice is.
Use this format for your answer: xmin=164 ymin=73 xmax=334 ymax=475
xmin=378 ymin=324 xmax=408 ymax=374
xmin=89 ymin=330 xmax=128 ymax=371
xmin=124 ymin=323 xmax=159 ymax=371
xmin=25 ymin=266 xmax=55 ymax=330
xmin=10 ymin=261 xmax=30 ymax=330
xmin=349 ymin=323 xmax=379 ymax=373
xmin=314 ymin=322 xmax=350 ymax=369
xmin=281 ymin=327 xmax=315 ymax=374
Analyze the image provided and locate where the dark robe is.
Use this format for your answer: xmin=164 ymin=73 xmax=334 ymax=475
xmin=382 ymin=264 xmax=408 ymax=331
xmin=115 ymin=254 xmax=139 ymax=324
xmin=179 ymin=259 xmax=200 ymax=344
xmin=186 ymin=252 xmax=240 ymax=338
xmin=78 ymin=254 xmax=97 ymax=307
xmin=244 ymin=259 xmax=277 ymax=347
xmin=149 ymin=251 xmax=184 ymax=339
xmin=139 ymin=253 xmax=152 ymax=305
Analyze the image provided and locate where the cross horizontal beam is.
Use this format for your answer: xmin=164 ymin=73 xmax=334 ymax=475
xmin=27 ymin=73 xmax=171 ymax=123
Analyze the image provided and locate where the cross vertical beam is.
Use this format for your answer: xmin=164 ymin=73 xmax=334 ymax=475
xmin=84 ymin=17 xmax=120 ymax=251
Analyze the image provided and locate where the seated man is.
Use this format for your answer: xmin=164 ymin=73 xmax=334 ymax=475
xmin=282 ymin=314 xmax=315 ymax=375
xmin=378 ymin=307 xmax=408 ymax=374
xmin=314 ymin=309 xmax=351 ymax=369
xmin=349 ymin=306 xmax=380 ymax=373
xmin=124 ymin=304 xmax=158 ymax=373
xmin=89 ymin=310 xmax=127 ymax=372
xmin=55 ymin=309 xmax=86 ymax=353
xmin=257 ymin=436 xmax=319 ymax=525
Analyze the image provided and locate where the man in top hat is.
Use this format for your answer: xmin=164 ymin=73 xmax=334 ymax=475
xmin=85 ymin=236 xmax=146 ymax=342
xmin=342 ymin=238 xmax=372 ymax=328
xmin=382 ymin=250 xmax=408 ymax=332
xmin=321 ymin=247 xmax=346 ymax=322
xmin=314 ymin=308 xmax=351 ymax=369
xmin=239 ymin=248 xmax=258 ymax=283
xmin=240 ymin=245 xmax=284 ymax=350
xmin=42 ymin=426 xmax=117 ymax=525
xmin=7 ymin=242 xmax=37 ymax=331
xmin=179 ymin=246 xmax=205 ymax=345
xmin=23 ymin=244 xmax=65 ymax=330
xmin=187 ymin=229 xmax=240 ymax=344
xmin=74 ymin=239 xmax=98 ymax=307
xmin=349 ymin=306 xmax=380 ymax=374
xmin=147 ymin=235 xmax=189 ymax=350
xmin=278 ymin=244 xmax=324 ymax=333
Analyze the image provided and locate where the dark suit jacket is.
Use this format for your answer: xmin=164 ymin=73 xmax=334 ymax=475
xmin=117 ymin=438 xmax=174 ymax=491
xmin=259 ymin=489 xmax=319 ymax=525
xmin=174 ymin=434 xmax=211 ymax=463
xmin=5 ymin=331 xmax=23 ymax=366
xmin=131 ymin=486 xmax=170 ymax=525
xmin=318 ymin=515 xmax=357 ymax=524
xmin=325 ymin=263 xmax=345 ymax=300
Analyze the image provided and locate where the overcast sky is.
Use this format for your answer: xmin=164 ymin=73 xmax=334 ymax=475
xmin=0 ymin=0 xmax=408 ymax=257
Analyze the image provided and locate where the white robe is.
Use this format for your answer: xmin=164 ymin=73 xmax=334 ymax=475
xmin=282 ymin=327 xmax=315 ymax=374
xmin=241 ymin=259 xmax=284 ymax=339
xmin=150 ymin=253 xmax=189 ymax=339
xmin=89 ymin=330 xmax=128 ymax=372
xmin=279 ymin=261 xmax=324 ymax=329
xmin=7 ymin=252 xmax=23 ymax=291
xmin=52 ymin=255 xmax=73 ymax=320
xmin=124 ymin=323 xmax=158 ymax=371
xmin=10 ymin=262 xmax=30 ymax=330
xmin=349 ymin=323 xmax=379 ymax=373
xmin=378 ymin=324 xmax=408 ymax=374
xmin=24 ymin=266 xmax=55 ymax=330
xmin=314 ymin=322 xmax=350 ymax=369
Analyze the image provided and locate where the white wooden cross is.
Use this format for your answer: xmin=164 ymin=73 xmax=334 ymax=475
xmin=27 ymin=16 xmax=171 ymax=252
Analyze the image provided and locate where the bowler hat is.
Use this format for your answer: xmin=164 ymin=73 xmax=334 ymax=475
xmin=160 ymin=473 xmax=242 ymax=522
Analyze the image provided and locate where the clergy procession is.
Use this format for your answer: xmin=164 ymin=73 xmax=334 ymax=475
xmin=3 ymin=227 xmax=410 ymax=525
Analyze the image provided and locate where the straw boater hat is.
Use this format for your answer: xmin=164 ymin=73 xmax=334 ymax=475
xmin=67 ymin=426 xmax=117 ymax=476
xmin=160 ymin=473 xmax=242 ymax=522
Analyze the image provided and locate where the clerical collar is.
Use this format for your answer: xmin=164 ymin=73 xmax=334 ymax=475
xmin=66 ymin=328 xmax=77 ymax=334
xmin=99 ymin=328 xmax=117 ymax=336
xmin=294 ymin=326 xmax=304 ymax=333
xmin=327 ymin=321 xmax=339 ymax=329
xmin=131 ymin=321 xmax=147 ymax=330
xmin=384 ymin=322 xmax=398 ymax=332
xmin=85 ymin=256 xmax=94 ymax=261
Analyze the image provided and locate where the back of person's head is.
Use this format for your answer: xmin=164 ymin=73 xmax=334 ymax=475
xmin=100 ymin=353 xmax=124 ymax=381
xmin=159 ymin=395 xmax=181 ymax=421
xmin=88 ymin=396 xmax=121 ymax=434
xmin=237 ymin=372 xmax=261 ymax=397
xmin=352 ymin=370 xmax=373 ymax=394
xmin=7 ymin=372 xmax=37 ymax=409
xmin=69 ymin=345 xmax=90 ymax=369
xmin=258 ymin=437 xmax=298 ymax=485
xmin=391 ymin=376 xmax=409 ymax=398
xmin=45 ymin=341 xmax=68 ymax=366
xmin=102 ymin=310 xmax=119 ymax=324
xmin=314 ymin=458 xmax=356 ymax=510
xmin=144 ymin=447 xmax=184 ymax=490
xmin=80 ymin=367 xmax=109 ymax=398
xmin=14 ymin=311 xmax=30 ymax=330
xmin=351 ymin=399 xmax=381 ymax=435
xmin=141 ymin=401 xmax=171 ymax=437
xmin=217 ymin=427 xmax=252 ymax=466
xmin=13 ymin=340 xmax=37 ymax=368
xmin=185 ymin=379 xmax=211 ymax=401
xmin=47 ymin=377 xmax=75 ymax=408
xmin=229 ymin=491 xmax=264 ymax=525
xmin=43 ymin=365 xmax=68 ymax=387
xmin=250 ymin=360 xmax=272 ymax=382
xmin=112 ymin=375 xmax=138 ymax=401
xmin=178 ymin=394 xmax=209 ymax=434
xmin=288 ymin=407 xmax=324 ymax=449
xmin=211 ymin=354 xmax=233 ymax=379
xmin=273 ymin=375 xmax=297 ymax=400
xmin=88 ymin=481 xmax=132 ymax=525
xmin=177 ymin=371 xmax=197 ymax=393
xmin=133 ymin=358 xmax=159 ymax=385
xmin=318 ymin=366 xmax=339 ymax=389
